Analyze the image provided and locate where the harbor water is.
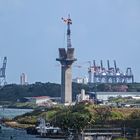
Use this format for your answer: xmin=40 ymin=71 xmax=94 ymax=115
xmin=0 ymin=108 xmax=33 ymax=119
xmin=0 ymin=108 xmax=64 ymax=140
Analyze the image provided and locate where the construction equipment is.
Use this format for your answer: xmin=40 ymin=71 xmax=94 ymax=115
xmin=0 ymin=57 xmax=7 ymax=85
xmin=56 ymin=15 xmax=76 ymax=104
xmin=62 ymin=14 xmax=72 ymax=48
xmin=91 ymin=60 xmax=134 ymax=84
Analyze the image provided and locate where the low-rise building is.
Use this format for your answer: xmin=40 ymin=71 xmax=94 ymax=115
xmin=88 ymin=92 xmax=140 ymax=101
xmin=23 ymin=96 xmax=53 ymax=106
xmin=73 ymin=77 xmax=88 ymax=84
xmin=29 ymin=96 xmax=50 ymax=105
xmin=76 ymin=89 xmax=90 ymax=103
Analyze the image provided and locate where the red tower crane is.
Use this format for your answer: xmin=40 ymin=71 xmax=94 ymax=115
xmin=61 ymin=14 xmax=72 ymax=49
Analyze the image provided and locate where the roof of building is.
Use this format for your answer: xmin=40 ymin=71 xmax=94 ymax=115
xmin=32 ymin=96 xmax=50 ymax=99
xmin=24 ymin=96 xmax=50 ymax=100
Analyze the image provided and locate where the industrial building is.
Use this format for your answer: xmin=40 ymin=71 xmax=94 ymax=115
xmin=56 ymin=15 xmax=77 ymax=104
xmin=88 ymin=91 xmax=140 ymax=101
xmin=20 ymin=73 xmax=28 ymax=85
xmin=72 ymin=76 xmax=88 ymax=84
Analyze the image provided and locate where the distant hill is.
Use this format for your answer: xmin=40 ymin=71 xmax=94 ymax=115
xmin=0 ymin=82 xmax=61 ymax=102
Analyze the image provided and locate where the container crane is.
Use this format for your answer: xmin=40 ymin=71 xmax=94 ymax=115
xmin=92 ymin=60 xmax=134 ymax=84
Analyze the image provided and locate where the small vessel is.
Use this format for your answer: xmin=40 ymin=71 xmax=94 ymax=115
xmin=36 ymin=118 xmax=67 ymax=139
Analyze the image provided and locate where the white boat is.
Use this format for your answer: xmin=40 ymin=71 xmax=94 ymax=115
xmin=35 ymin=118 xmax=66 ymax=138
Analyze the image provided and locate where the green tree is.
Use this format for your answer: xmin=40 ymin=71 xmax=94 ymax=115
xmin=51 ymin=104 xmax=93 ymax=132
xmin=94 ymin=106 xmax=112 ymax=124
xmin=129 ymin=110 xmax=140 ymax=120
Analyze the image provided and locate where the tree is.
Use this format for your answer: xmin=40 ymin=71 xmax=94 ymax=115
xmin=129 ymin=110 xmax=140 ymax=120
xmin=50 ymin=104 xmax=93 ymax=132
xmin=94 ymin=106 xmax=112 ymax=124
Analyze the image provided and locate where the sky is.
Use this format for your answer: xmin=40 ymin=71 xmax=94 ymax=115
xmin=0 ymin=0 xmax=140 ymax=84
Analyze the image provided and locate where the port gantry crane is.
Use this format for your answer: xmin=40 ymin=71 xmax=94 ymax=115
xmin=92 ymin=60 xmax=134 ymax=84
xmin=0 ymin=57 xmax=7 ymax=85
xmin=74 ymin=60 xmax=134 ymax=84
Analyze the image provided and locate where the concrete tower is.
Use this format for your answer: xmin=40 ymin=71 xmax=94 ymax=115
xmin=56 ymin=15 xmax=77 ymax=104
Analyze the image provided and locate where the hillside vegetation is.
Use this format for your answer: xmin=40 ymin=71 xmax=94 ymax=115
xmin=14 ymin=102 xmax=140 ymax=131
xmin=0 ymin=82 xmax=140 ymax=104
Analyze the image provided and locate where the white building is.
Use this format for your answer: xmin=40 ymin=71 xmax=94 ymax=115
xmin=20 ymin=73 xmax=28 ymax=85
xmin=30 ymin=96 xmax=49 ymax=104
xmin=25 ymin=96 xmax=52 ymax=106
xmin=73 ymin=77 xmax=88 ymax=84
xmin=76 ymin=89 xmax=90 ymax=103
xmin=89 ymin=92 xmax=140 ymax=101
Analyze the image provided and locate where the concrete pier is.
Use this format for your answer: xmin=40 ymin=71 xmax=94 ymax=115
xmin=56 ymin=48 xmax=76 ymax=104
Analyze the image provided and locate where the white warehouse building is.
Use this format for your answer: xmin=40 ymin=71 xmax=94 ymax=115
xmin=88 ymin=92 xmax=140 ymax=101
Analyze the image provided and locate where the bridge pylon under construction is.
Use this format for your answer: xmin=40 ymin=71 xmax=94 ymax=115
xmin=56 ymin=15 xmax=77 ymax=104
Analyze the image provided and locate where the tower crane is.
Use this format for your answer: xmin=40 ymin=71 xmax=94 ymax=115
xmin=0 ymin=57 xmax=7 ymax=85
xmin=61 ymin=14 xmax=72 ymax=49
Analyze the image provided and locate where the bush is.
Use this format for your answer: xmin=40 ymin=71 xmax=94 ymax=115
xmin=129 ymin=110 xmax=140 ymax=119
xmin=113 ymin=138 xmax=128 ymax=140
xmin=111 ymin=111 xmax=124 ymax=120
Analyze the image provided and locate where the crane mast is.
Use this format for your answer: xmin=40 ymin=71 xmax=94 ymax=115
xmin=0 ymin=57 xmax=7 ymax=85
xmin=2 ymin=57 xmax=7 ymax=77
xmin=62 ymin=14 xmax=72 ymax=49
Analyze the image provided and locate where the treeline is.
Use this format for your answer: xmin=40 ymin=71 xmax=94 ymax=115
xmin=0 ymin=82 xmax=88 ymax=102
xmin=91 ymin=83 xmax=140 ymax=92
xmin=0 ymin=82 xmax=60 ymax=102
xmin=0 ymin=82 xmax=140 ymax=102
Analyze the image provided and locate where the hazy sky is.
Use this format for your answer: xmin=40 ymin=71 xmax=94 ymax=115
xmin=0 ymin=0 xmax=140 ymax=84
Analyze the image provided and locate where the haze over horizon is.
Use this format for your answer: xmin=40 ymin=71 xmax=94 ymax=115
xmin=0 ymin=0 xmax=140 ymax=84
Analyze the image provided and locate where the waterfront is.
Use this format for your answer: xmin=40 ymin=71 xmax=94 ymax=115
xmin=0 ymin=108 xmax=33 ymax=119
xmin=0 ymin=127 xmax=64 ymax=140
xmin=0 ymin=108 xmax=64 ymax=140
xmin=0 ymin=108 xmax=139 ymax=140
